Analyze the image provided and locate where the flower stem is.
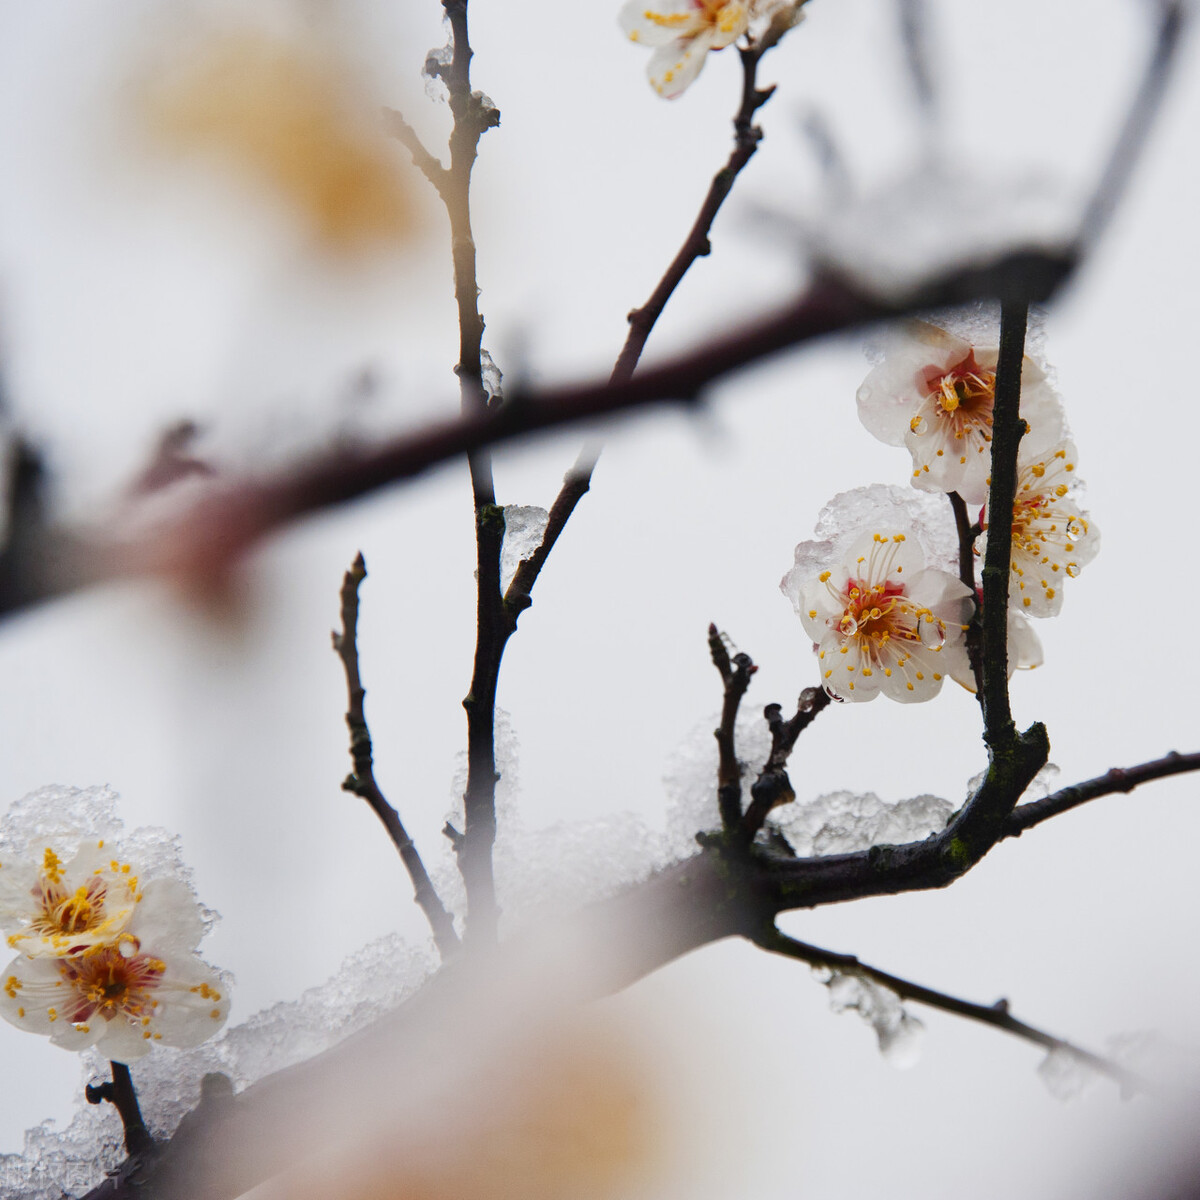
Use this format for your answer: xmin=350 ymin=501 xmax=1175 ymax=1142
xmin=85 ymin=1061 xmax=154 ymax=1157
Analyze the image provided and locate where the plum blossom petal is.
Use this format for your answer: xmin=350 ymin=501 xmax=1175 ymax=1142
xmin=0 ymin=939 xmax=228 ymax=1061
xmin=793 ymin=528 xmax=973 ymax=703
xmin=947 ymin=607 xmax=1043 ymax=693
xmin=978 ymin=439 xmax=1099 ymax=617
xmin=857 ymin=321 xmax=1064 ymax=504
xmin=619 ymin=0 xmax=751 ymax=97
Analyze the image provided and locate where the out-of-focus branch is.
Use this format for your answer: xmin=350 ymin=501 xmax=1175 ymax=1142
xmin=0 ymin=247 xmax=1075 ymax=625
xmin=332 ymin=553 xmax=460 ymax=959
xmin=1004 ymin=749 xmax=1200 ymax=838
xmin=756 ymin=928 xmax=1150 ymax=1096
xmin=708 ymin=625 xmax=758 ymax=832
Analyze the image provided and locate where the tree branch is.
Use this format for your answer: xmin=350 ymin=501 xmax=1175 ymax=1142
xmin=332 ymin=553 xmax=460 ymax=960
xmin=756 ymin=928 xmax=1150 ymax=1096
xmin=1004 ymin=749 xmax=1200 ymax=838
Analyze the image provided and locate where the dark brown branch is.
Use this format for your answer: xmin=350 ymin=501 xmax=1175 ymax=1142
xmin=86 ymin=1061 xmax=154 ymax=1157
xmin=741 ymin=687 xmax=831 ymax=840
xmin=1004 ymin=749 xmax=1200 ymax=838
xmin=332 ymin=553 xmax=460 ymax=959
xmin=943 ymin=301 xmax=1050 ymax=864
xmin=757 ymin=929 xmax=1150 ymax=1096
xmin=708 ymin=624 xmax=758 ymax=832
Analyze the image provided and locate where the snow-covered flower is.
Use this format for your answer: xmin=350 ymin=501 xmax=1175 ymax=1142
xmin=857 ymin=321 xmax=1064 ymax=505
xmin=619 ymin=0 xmax=803 ymax=98
xmin=789 ymin=528 xmax=973 ymax=702
xmin=0 ymin=934 xmax=228 ymax=1061
xmin=978 ymin=439 xmax=1099 ymax=617
xmin=0 ymin=819 xmax=229 ymax=1060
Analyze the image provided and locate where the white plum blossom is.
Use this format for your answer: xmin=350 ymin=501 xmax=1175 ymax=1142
xmin=0 ymin=936 xmax=228 ymax=1061
xmin=619 ymin=0 xmax=803 ymax=98
xmin=789 ymin=528 xmax=973 ymax=702
xmin=857 ymin=321 xmax=1064 ymax=505
xmin=0 ymin=828 xmax=229 ymax=1061
xmin=978 ymin=439 xmax=1099 ymax=617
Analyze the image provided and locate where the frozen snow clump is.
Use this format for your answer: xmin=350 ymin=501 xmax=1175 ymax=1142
xmin=822 ymin=970 xmax=924 ymax=1068
xmin=773 ymin=789 xmax=953 ymax=857
xmin=1037 ymin=1046 xmax=1099 ymax=1101
xmin=500 ymin=506 xmax=550 ymax=592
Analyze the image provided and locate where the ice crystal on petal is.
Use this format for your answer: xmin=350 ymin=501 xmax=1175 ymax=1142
xmin=822 ymin=970 xmax=924 ymax=1068
xmin=857 ymin=321 xmax=1065 ymax=505
xmin=772 ymin=789 xmax=952 ymax=857
xmin=788 ymin=526 xmax=973 ymax=703
xmin=500 ymin=506 xmax=550 ymax=593
xmin=1037 ymin=1046 xmax=1099 ymax=1101
xmin=978 ymin=439 xmax=1099 ymax=618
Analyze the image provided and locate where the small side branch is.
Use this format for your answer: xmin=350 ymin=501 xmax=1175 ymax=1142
xmin=1004 ymin=749 xmax=1200 ymax=838
xmin=382 ymin=108 xmax=449 ymax=192
xmin=757 ymin=928 xmax=1150 ymax=1096
xmin=708 ymin=625 xmax=758 ymax=832
xmin=86 ymin=1062 xmax=154 ymax=1157
xmin=947 ymin=490 xmax=982 ymax=695
xmin=741 ymin=687 xmax=831 ymax=840
xmin=332 ymin=553 xmax=460 ymax=959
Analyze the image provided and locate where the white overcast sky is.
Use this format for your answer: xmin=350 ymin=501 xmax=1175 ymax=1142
xmin=0 ymin=0 xmax=1198 ymax=1197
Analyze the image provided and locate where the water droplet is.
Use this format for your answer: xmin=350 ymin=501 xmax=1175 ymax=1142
xmin=1065 ymin=562 xmax=1080 ymax=578
xmin=909 ymin=415 xmax=927 ymax=435
xmin=840 ymin=615 xmax=859 ymax=636
xmin=918 ymin=617 xmax=945 ymax=649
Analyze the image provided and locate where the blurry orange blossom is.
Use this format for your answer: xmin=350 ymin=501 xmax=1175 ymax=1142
xmin=141 ymin=29 xmax=418 ymax=253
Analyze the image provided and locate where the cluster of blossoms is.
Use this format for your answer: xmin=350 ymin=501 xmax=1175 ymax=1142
xmin=0 ymin=827 xmax=229 ymax=1062
xmin=619 ymin=0 xmax=806 ymax=98
xmin=783 ymin=318 xmax=1098 ymax=703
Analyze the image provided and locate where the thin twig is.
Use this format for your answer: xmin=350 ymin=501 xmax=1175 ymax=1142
xmin=1004 ymin=749 xmax=1200 ymax=838
xmin=85 ymin=1061 xmax=155 ymax=1156
xmin=511 ymin=45 xmax=783 ymax=608
xmin=708 ymin=625 xmax=758 ymax=832
xmin=612 ymin=46 xmax=777 ymax=384
xmin=332 ymin=553 xmax=460 ymax=959
xmin=741 ymin=687 xmax=830 ymax=839
xmin=758 ymin=928 xmax=1150 ymax=1096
